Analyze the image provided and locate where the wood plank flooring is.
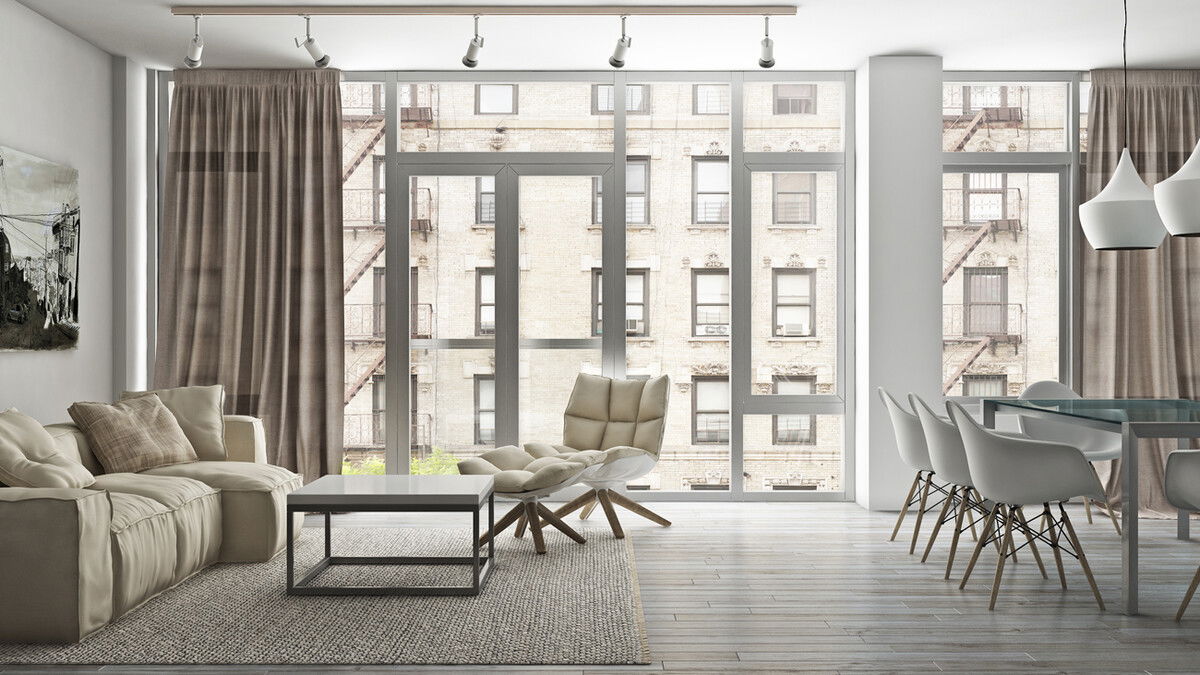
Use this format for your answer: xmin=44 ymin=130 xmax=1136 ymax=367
xmin=5 ymin=502 xmax=1200 ymax=674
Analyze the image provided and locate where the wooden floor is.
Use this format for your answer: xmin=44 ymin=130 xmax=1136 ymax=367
xmin=6 ymin=502 xmax=1200 ymax=674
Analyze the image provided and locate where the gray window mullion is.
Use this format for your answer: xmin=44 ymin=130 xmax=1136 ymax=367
xmin=494 ymin=166 xmax=520 ymax=447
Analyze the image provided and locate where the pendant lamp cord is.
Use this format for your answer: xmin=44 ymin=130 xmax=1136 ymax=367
xmin=1122 ymin=0 xmax=1129 ymax=149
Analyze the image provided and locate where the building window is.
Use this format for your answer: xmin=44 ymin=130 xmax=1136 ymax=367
xmin=693 ymin=158 xmax=730 ymax=224
xmin=773 ymin=173 xmax=816 ymax=224
xmin=773 ymin=269 xmax=815 ymax=337
xmin=774 ymin=376 xmax=816 ymax=444
xmin=474 ymin=375 xmax=496 ymax=444
xmin=693 ymin=84 xmax=730 ymax=115
xmin=593 ymin=268 xmax=648 ymax=336
xmin=476 ymin=176 xmax=496 ymax=224
xmin=592 ymin=84 xmax=649 ymax=114
xmin=963 ymin=267 xmax=1008 ymax=336
xmin=476 ymin=268 xmax=495 ymax=335
xmin=774 ymin=84 xmax=817 ymax=114
xmin=962 ymin=374 xmax=1008 ymax=397
xmin=692 ymin=269 xmax=730 ymax=337
xmin=963 ymin=173 xmax=1007 ymax=222
xmin=475 ymin=84 xmax=517 ymax=115
xmin=593 ymin=157 xmax=649 ymax=225
xmin=372 ymin=267 xmax=386 ymax=337
xmin=961 ymin=85 xmax=1009 ymax=113
xmin=372 ymin=156 xmax=386 ymax=225
xmin=371 ymin=374 xmax=386 ymax=446
xmin=692 ymin=377 xmax=730 ymax=444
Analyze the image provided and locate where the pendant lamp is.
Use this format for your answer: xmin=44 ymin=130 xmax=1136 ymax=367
xmin=1079 ymin=0 xmax=1167 ymax=251
xmin=1154 ymin=140 xmax=1200 ymax=236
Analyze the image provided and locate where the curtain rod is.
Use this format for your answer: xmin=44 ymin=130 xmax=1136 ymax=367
xmin=170 ymin=5 xmax=798 ymax=16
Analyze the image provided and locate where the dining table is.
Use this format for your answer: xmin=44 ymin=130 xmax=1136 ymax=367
xmin=982 ymin=397 xmax=1200 ymax=615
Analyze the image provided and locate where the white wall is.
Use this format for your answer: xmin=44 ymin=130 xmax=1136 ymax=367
xmin=0 ymin=0 xmax=114 ymax=423
xmin=854 ymin=56 xmax=944 ymax=510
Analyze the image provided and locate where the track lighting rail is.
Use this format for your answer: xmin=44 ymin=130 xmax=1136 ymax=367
xmin=170 ymin=5 xmax=798 ymax=16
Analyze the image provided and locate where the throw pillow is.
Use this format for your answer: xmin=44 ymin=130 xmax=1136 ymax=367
xmin=121 ymin=385 xmax=226 ymax=461
xmin=68 ymin=395 xmax=198 ymax=474
xmin=0 ymin=408 xmax=95 ymax=488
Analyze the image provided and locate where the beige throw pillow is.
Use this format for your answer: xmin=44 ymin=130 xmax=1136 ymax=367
xmin=121 ymin=385 xmax=226 ymax=461
xmin=0 ymin=409 xmax=95 ymax=488
xmin=68 ymin=396 xmax=198 ymax=474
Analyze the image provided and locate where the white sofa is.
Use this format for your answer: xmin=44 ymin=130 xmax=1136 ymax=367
xmin=0 ymin=416 xmax=301 ymax=643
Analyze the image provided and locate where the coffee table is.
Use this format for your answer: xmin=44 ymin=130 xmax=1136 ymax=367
xmin=286 ymin=474 xmax=495 ymax=596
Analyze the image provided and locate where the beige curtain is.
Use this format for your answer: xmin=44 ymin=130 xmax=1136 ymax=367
xmin=157 ymin=69 xmax=344 ymax=482
xmin=1083 ymin=69 xmax=1200 ymax=516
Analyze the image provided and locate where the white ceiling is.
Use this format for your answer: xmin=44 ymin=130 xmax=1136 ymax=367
xmin=16 ymin=0 xmax=1200 ymax=72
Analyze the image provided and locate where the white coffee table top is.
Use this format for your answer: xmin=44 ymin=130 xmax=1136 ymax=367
xmin=289 ymin=475 xmax=495 ymax=507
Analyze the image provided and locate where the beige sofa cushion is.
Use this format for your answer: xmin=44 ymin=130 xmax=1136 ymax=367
xmin=107 ymin=492 xmax=178 ymax=618
xmin=122 ymin=385 xmax=227 ymax=461
xmin=457 ymin=445 xmax=591 ymax=494
xmin=142 ymin=461 xmax=302 ymax=562
xmin=90 ymin=473 xmax=222 ymax=583
xmin=0 ymin=409 xmax=95 ymax=489
xmin=68 ymin=396 xmax=198 ymax=474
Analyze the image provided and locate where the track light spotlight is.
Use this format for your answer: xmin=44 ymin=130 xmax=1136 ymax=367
xmin=295 ymin=15 xmax=330 ymax=68
xmin=183 ymin=15 xmax=204 ymax=69
xmin=462 ymin=15 xmax=484 ymax=68
xmin=758 ymin=15 xmax=775 ymax=68
xmin=609 ymin=15 xmax=631 ymax=68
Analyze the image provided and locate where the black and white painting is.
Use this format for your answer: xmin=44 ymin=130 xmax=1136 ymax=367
xmin=0 ymin=146 xmax=80 ymax=351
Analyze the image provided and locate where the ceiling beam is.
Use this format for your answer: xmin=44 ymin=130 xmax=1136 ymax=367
xmin=170 ymin=5 xmax=798 ymax=16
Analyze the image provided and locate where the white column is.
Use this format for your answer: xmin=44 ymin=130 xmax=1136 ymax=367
xmin=111 ymin=56 xmax=149 ymax=395
xmin=854 ymin=56 xmax=943 ymax=510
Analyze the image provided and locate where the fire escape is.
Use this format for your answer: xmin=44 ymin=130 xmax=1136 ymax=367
xmin=342 ymin=84 xmax=436 ymax=454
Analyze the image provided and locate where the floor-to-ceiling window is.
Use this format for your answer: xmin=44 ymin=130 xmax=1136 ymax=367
xmin=940 ymin=75 xmax=1077 ymax=399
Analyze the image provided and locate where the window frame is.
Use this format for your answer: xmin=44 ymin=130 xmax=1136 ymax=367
xmin=592 ymin=83 xmax=650 ymax=115
xmin=474 ymin=83 xmax=518 ymax=115
xmin=962 ymin=172 xmax=1009 ymax=223
xmin=592 ymin=268 xmax=649 ymax=337
xmin=962 ymin=373 xmax=1008 ymax=397
xmin=693 ymin=83 xmax=731 ymax=115
xmin=692 ymin=268 xmax=731 ymax=337
xmin=475 ymin=176 xmax=496 ymax=225
xmin=593 ymin=156 xmax=650 ymax=225
xmin=773 ymin=83 xmax=818 ymax=115
xmin=473 ymin=374 xmax=496 ymax=445
xmin=772 ymin=375 xmax=817 ymax=445
xmin=772 ymin=268 xmax=816 ymax=338
xmin=692 ymin=376 xmax=731 ymax=445
xmin=772 ymin=172 xmax=816 ymax=225
xmin=692 ymin=157 xmax=731 ymax=225
xmin=371 ymin=155 xmax=386 ymax=225
xmin=475 ymin=267 xmax=495 ymax=336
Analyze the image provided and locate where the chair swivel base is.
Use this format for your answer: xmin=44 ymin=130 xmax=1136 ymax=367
xmin=554 ymin=488 xmax=671 ymax=539
xmin=479 ymin=500 xmax=586 ymax=555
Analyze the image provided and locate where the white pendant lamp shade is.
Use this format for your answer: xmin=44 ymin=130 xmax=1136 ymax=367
xmin=1080 ymin=148 xmax=1168 ymax=250
xmin=1154 ymin=140 xmax=1200 ymax=237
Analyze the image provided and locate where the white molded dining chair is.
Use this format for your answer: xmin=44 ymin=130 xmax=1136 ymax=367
xmin=1018 ymin=380 xmax=1122 ymax=535
xmin=948 ymin=401 xmax=1107 ymax=611
xmin=1166 ymin=449 xmax=1200 ymax=621
xmin=878 ymin=388 xmax=940 ymax=554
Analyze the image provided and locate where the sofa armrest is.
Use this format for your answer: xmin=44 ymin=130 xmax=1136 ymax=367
xmin=0 ymin=488 xmax=113 ymax=642
xmin=223 ymin=415 xmax=268 ymax=463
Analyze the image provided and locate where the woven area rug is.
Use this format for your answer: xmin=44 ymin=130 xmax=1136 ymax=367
xmin=0 ymin=524 xmax=649 ymax=665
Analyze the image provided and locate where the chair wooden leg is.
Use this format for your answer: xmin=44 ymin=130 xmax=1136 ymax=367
xmin=945 ymin=489 xmax=970 ymax=580
xmin=1015 ymin=507 xmax=1048 ymax=580
xmin=596 ymin=489 xmax=625 ymax=539
xmin=960 ymin=503 xmax=1000 ymax=590
xmin=607 ymin=490 xmax=672 ymax=527
xmin=1045 ymin=503 xmax=1068 ymax=590
xmin=1059 ymin=503 xmax=1104 ymax=611
xmin=891 ymin=472 xmax=922 ymax=542
xmin=1084 ymin=497 xmax=1095 ymax=524
xmin=536 ymin=503 xmax=587 ymax=544
xmin=1101 ymin=500 xmax=1123 ymax=536
xmin=514 ymin=513 xmax=527 ymax=538
xmin=580 ymin=499 xmax=599 ymax=520
xmin=922 ymin=486 xmax=957 ymax=563
xmin=554 ymin=489 xmax=597 ymax=519
xmin=479 ymin=502 xmax=527 ymax=546
xmin=524 ymin=501 xmax=547 ymax=554
xmin=909 ymin=473 xmax=933 ymax=555
xmin=1176 ymin=565 xmax=1200 ymax=621
xmin=968 ymin=488 xmax=984 ymax=541
xmin=989 ymin=507 xmax=1016 ymax=610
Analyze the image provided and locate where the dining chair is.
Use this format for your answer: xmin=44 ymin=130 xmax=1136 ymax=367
xmin=878 ymin=388 xmax=943 ymax=554
xmin=1017 ymin=380 xmax=1123 ymax=535
xmin=948 ymin=401 xmax=1107 ymax=611
xmin=1166 ymin=449 xmax=1200 ymax=620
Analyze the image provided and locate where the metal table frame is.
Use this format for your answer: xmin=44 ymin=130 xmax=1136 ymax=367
xmin=983 ymin=399 xmax=1196 ymax=615
xmin=286 ymin=492 xmax=495 ymax=596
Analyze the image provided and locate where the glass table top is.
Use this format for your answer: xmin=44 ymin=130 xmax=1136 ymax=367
xmin=989 ymin=398 xmax=1200 ymax=425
